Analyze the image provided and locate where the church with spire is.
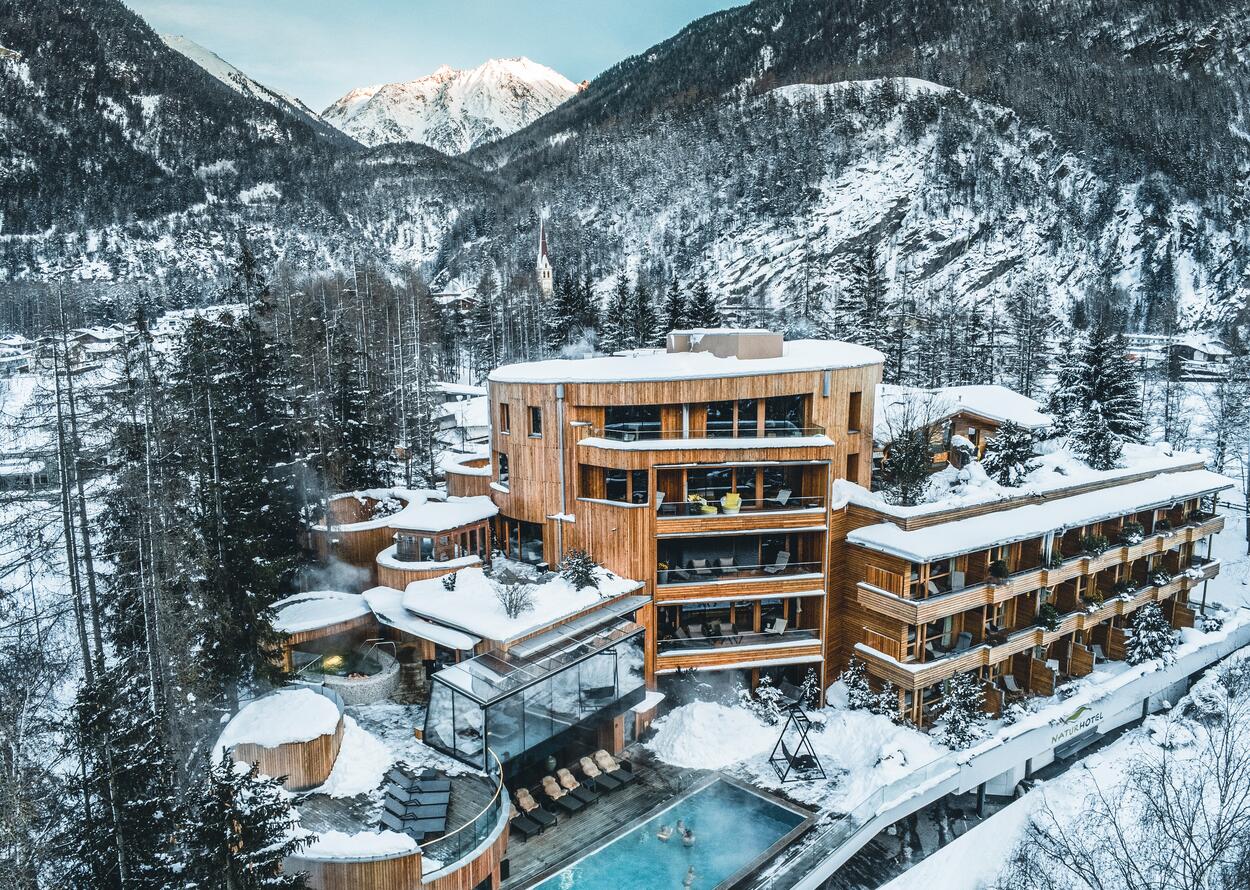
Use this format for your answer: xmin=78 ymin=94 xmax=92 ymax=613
xmin=536 ymin=220 xmax=554 ymax=296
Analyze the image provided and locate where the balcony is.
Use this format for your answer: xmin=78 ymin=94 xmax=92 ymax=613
xmin=591 ymin=423 xmax=828 ymax=442
xmin=657 ymin=559 xmax=823 ymax=587
xmin=658 ymin=626 xmax=819 ymax=655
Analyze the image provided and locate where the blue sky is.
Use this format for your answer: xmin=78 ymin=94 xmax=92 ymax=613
xmin=127 ymin=0 xmax=742 ymax=111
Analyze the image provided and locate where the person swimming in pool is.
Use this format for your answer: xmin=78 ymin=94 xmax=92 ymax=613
xmin=681 ymin=824 xmax=696 ymax=847
xmin=683 ymin=866 xmax=696 ymax=887
xmin=656 ymin=823 xmax=673 ymax=842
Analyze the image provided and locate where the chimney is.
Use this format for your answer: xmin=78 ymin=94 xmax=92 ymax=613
xmin=666 ymin=329 xmax=783 ymax=360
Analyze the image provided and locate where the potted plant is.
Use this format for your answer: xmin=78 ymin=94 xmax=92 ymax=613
xmin=1046 ymin=549 xmax=1065 ymax=569
xmin=1082 ymin=534 xmax=1109 ymax=555
xmin=1149 ymin=568 xmax=1172 ymax=587
xmin=1112 ymin=579 xmax=1137 ymax=597
xmin=1117 ymin=522 xmax=1145 ymax=546
xmin=1154 ymin=517 xmax=1173 ymax=534
xmin=989 ymin=559 xmax=1010 ymax=582
xmin=1084 ymin=588 xmax=1105 ymax=607
xmin=1038 ymin=602 xmax=1060 ymax=631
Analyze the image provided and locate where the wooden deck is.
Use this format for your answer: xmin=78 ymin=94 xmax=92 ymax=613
xmin=298 ymin=771 xmax=496 ymax=839
xmin=502 ymin=750 xmax=707 ymax=889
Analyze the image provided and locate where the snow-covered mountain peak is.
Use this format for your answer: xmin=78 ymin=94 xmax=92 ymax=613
xmin=321 ymin=57 xmax=577 ymax=154
xmin=161 ymin=34 xmax=321 ymax=122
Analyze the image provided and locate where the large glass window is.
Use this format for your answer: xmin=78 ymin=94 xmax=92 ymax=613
xmin=706 ymin=401 xmax=735 ymax=438
xmin=605 ymin=468 xmax=628 ymax=502
xmin=737 ymin=398 xmax=759 ymax=436
xmin=496 ymin=452 xmax=509 ymax=486
xmin=765 ymin=394 xmax=805 ymax=436
xmin=604 ymin=405 xmax=661 ymax=440
xmin=630 ymin=470 xmax=649 ymax=504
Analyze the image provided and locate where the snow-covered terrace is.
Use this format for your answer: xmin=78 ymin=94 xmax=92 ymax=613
xmin=874 ymin=383 xmax=1053 ymax=444
xmin=847 ymin=468 xmax=1233 ymax=563
xmin=310 ymin=488 xmax=497 ymax=534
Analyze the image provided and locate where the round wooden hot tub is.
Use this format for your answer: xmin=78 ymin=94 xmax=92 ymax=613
xmin=219 ymin=687 xmax=345 ymax=792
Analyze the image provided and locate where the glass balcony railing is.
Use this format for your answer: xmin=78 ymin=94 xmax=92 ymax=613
xmin=658 ymin=494 xmax=825 ymax=517
xmin=656 ymin=560 xmax=823 ymax=585
xmin=592 ymin=422 xmax=827 ymax=442
xmin=657 ymin=627 xmax=819 ymax=654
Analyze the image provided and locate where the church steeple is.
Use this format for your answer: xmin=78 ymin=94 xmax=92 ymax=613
xmin=537 ymin=219 xmax=554 ymax=296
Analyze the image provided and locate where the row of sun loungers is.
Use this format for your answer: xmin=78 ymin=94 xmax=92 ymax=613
xmin=510 ymin=750 xmax=637 ymax=840
xmin=378 ymin=767 xmax=452 ymax=841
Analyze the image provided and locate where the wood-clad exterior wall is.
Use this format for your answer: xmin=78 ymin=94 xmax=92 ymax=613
xmin=446 ymin=458 xmax=492 ymax=498
xmin=487 ymin=359 xmax=883 ymax=688
xmin=232 ymin=716 xmax=344 ymax=792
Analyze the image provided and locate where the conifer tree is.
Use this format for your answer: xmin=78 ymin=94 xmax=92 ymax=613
xmin=182 ymin=753 xmax=309 ymax=890
xmin=1047 ymin=331 xmax=1086 ymax=429
xmin=600 ymin=274 xmax=633 ymax=353
xmin=839 ymin=657 xmax=875 ymax=710
xmin=871 ymin=680 xmax=902 ymax=723
xmin=934 ymin=672 xmax=987 ymax=748
xmin=841 ymin=242 xmax=887 ymax=351
xmin=981 ymin=421 xmax=1040 ymax=486
xmin=1071 ymin=320 xmax=1145 ymax=469
xmin=546 ymin=274 xmax=581 ymax=353
xmin=1127 ymin=602 xmax=1176 ymax=665
xmin=661 ymin=275 xmax=690 ymax=334
xmin=685 ymin=280 xmax=723 ymax=328
xmin=632 ymin=279 xmax=660 ymax=348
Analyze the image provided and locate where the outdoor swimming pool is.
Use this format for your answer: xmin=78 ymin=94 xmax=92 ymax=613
xmin=534 ymin=777 xmax=809 ymax=890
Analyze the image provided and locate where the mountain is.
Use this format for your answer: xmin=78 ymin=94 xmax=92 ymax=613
xmin=161 ymin=34 xmax=327 ymax=130
xmin=321 ymin=57 xmax=578 ymax=153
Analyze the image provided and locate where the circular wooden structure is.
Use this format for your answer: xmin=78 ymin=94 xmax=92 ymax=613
xmin=222 ymin=687 xmax=345 ymax=792
xmin=445 ymin=453 xmax=492 ymax=498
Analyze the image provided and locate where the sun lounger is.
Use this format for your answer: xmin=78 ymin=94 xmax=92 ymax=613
xmin=385 ymin=767 xmax=415 ymax=788
xmin=515 ymin=790 xmax=556 ymax=829
xmin=781 ymin=739 xmax=818 ymax=772
xmin=408 ymin=816 xmax=447 ymax=839
xmin=384 ymin=784 xmax=451 ymax=806
xmin=580 ymin=756 xmax=622 ymax=791
xmin=593 ymin=750 xmax=637 ymax=786
xmin=1003 ymin=675 xmax=1023 ymax=696
xmin=764 ymin=550 xmax=791 ymax=574
xmin=510 ymin=805 xmax=543 ymax=840
xmin=415 ymin=777 xmax=452 ymax=794
xmin=1091 ymin=644 xmax=1107 ymax=663
xmin=378 ymin=811 xmax=410 ymax=834
xmin=951 ymin=631 xmax=973 ymax=654
xmin=557 ymin=768 xmax=599 ymax=804
xmin=542 ymin=777 xmax=584 ymax=813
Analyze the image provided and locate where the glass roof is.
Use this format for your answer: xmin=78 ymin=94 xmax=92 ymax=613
xmin=432 ymin=612 xmax=644 ymax=705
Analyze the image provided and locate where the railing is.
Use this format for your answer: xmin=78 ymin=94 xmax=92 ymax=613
xmin=865 ymin=565 xmax=906 ymax=597
xmin=419 ymin=748 xmax=505 ymax=876
xmin=860 ymin=627 xmax=904 ymax=660
xmin=591 ymin=423 xmax=827 ymax=442
xmin=657 ymin=627 xmax=820 ymax=654
xmin=658 ymin=495 xmax=825 ymax=518
xmin=656 ymin=560 xmax=823 ymax=586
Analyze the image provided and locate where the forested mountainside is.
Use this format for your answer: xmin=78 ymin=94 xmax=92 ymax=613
xmin=2 ymin=0 xmax=1248 ymax=333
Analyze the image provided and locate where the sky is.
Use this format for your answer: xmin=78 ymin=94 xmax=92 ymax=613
xmin=126 ymin=0 xmax=742 ymax=111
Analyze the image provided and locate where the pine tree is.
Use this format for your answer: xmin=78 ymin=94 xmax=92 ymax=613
xmin=632 ymin=279 xmax=660 ymax=348
xmin=182 ymin=753 xmax=309 ymax=890
xmin=981 ymin=421 xmax=1040 ymax=486
xmin=546 ymin=274 xmax=581 ymax=353
xmin=559 ymin=549 xmax=600 ymax=590
xmin=685 ymin=280 xmax=723 ymax=328
xmin=1127 ymin=602 xmax=1176 ymax=665
xmin=841 ymin=242 xmax=887 ymax=351
xmin=600 ymin=274 xmax=633 ymax=353
xmin=871 ymin=680 xmax=902 ymax=722
xmin=1047 ymin=331 xmax=1086 ymax=429
xmin=1071 ymin=320 xmax=1145 ymax=470
xmin=934 ymin=672 xmax=987 ymax=748
xmin=661 ymin=275 xmax=689 ymax=334
xmin=839 ymin=657 xmax=875 ymax=710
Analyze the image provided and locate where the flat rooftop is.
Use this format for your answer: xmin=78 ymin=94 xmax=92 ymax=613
xmin=489 ymin=338 xmax=884 ymax=385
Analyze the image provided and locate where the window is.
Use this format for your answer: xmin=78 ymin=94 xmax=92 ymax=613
xmin=765 ymin=394 xmax=805 ymax=436
xmin=529 ymin=406 xmax=543 ymax=438
xmin=604 ymin=404 xmax=661 ymax=440
xmin=847 ymin=391 xmax=862 ymax=433
xmin=706 ymin=401 xmax=735 ymax=438
xmin=845 ymin=452 xmax=859 ymax=481
xmin=736 ymin=398 xmax=759 ymax=436
xmin=630 ymin=470 xmax=649 ymax=504
xmin=605 ymin=468 xmax=628 ymax=502
xmin=497 ymin=452 xmax=509 ymax=486
xmin=499 ymin=403 xmax=510 ymax=434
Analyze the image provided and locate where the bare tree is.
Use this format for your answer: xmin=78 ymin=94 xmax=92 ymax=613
xmin=495 ymin=582 xmax=535 ymax=620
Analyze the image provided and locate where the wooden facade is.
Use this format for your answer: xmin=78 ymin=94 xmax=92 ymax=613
xmin=232 ymin=716 xmax=344 ymax=792
xmin=445 ymin=456 xmax=492 ymax=498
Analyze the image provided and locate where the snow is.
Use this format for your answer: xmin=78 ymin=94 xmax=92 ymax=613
xmin=647 ymin=701 xmax=779 ymax=768
xmin=312 ymin=489 xmax=496 ymax=534
xmin=321 ymin=57 xmax=577 ymax=153
xmin=581 ymin=434 xmax=836 ymax=450
xmin=361 ymin=585 xmax=480 ymax=650
xmin=375 ymin=545 xmax=481 ymax=572
xmin=847 ymin=467 xmax=1233 ymax=563
xmin=875 ymin=383 xmax=1053 ymax=442
xmin=441 ymin=448 xmax=491 ymax=477
xmin=301 ymin=829 xmax=417 ymax=860
xmin=272 ymin=590 xmax=371 ymax=634
xmin=217 ymin=688 xmax=341 ymax=750
xmin=490 ymin=339 xmax=884 ymax=384
xmin=161 ymin=35 xmax=319 ymax=120
xmin=400 ymin=565 xmax=643 ymax=642
xmin=311 ymin=716 xmax=391 ymax=798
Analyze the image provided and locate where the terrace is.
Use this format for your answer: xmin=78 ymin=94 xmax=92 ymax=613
xmin=656 ymin=531 xmax=826 ymax=588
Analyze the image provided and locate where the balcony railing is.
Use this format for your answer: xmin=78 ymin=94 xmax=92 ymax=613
xmin=658 ymin=495 xmax=825 ymax=518
xmin=658 ymin=627 xmax=819 ymax=654
xmin=592 ymin=423 xmax=827 ymax=442
xmin=656 ymin=560 xmax=823 ymax=586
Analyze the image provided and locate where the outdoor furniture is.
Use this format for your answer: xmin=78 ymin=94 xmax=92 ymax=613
xmin=764 ymin=550 xmax=792 ymax=575
xmin=1091 ymin=644 xmax=1107 ymax=663
xmin=385 ymin=800 xmax=446 ymax=820
xmin=925 ymin=642 xmax=939 ymax=661
xmin=579 ymin=756 xmax=622 ymax=792
xmin=691 ymin=558 xmax=713 ymax=577
xmin=778 ymin=680 xmax=807 ymax=709
xmin=951 ymin=632 xmax=973 ymax=654
xmin=780 ymin=739 xmax=819 ymax=773
xmin=1003 ymin=675 xmax=1024 ymax=697
xmin=765 ymin=617 xmax=788 ymax=635
xmin=384 ymin=784 xmax=450 ymax=807
xmin=593 ymin=750 xmax=637 ymax=786
xmin=720 ymin=492 xmax=742 ymax=514
xmin=541 ymin=777 xmax=584 ymax=813
xmin=515 ymin=790 xmax=557 ymax=829
xmin=773 ymin=488 xmax=792 ymax=507
xmin=717 ymin=557 xmax=738 ymax=575
xmin=510 ymin=806 xmax=542 ymax=840
xmin=556 ymin=768 xmax=599 ymax=805
xmin=408 ymin=817 xmax=447 ymax=839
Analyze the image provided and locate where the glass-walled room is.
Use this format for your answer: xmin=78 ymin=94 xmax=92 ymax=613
xmin=656 ymin=531 xmax=825 ymax=585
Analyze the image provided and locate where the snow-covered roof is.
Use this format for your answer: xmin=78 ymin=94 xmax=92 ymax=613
xmin=217 ymin=688 xmax=341 ymax=750
xmin=401 ymin=566 xmax=644 ymax=642
xmin=361 ymin=586 xmax=480 ymax=650
xmin=272 ymin=591 xmax=372 ymax=635
xmin=301 ymin=830 xmax=418 ymax=860
xmin=376 ymin=545 xmax=481 ymax=572
xmin=875 ymin=384 xmax=1052 ymax=442
xmin=438 ymin=395 xmax=488 ymax=430
xmin=441 ymin=449 xmax=491 ymax=477
xmin=435 ymin=381 xmax=486 ymax=397
xmin=847 ymin=468 xmax=1232 ymax=563
xmin=312 ymin=489 xmax=496 ymax=533
xmin=581 ymin=434 xmax=835 ymax=451
xmin=1175 ymin=334 xmax=1231 ymax=356
xmin=489 ymin=338 xmax=883 ymax=384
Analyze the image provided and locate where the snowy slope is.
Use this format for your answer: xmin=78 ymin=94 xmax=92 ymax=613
xmin=321 ymin=57 xmax=577 ymax=153
xmin=161 ymin=34 xmax=324 ymax=125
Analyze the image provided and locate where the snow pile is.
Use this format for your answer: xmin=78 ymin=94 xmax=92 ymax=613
xmin=272 ymin=591 xmax=371 ymax=634
xmin=217 ymin=688 xmax=340 ymax=750
xmin=647 ymin=701 xmax=778 ymax=768
xmin=313 ymin=717 xmax=391 ymax=798
xmin=301 ymin=829 xmax=417 ymax=859
xmin=402 ymin=565 xmax=642 ymax=641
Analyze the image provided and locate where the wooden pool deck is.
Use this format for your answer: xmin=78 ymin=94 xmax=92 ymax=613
xmin=502 ymin=750 xmax=708 ymax=888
